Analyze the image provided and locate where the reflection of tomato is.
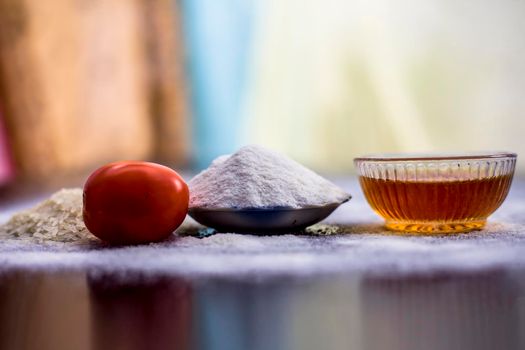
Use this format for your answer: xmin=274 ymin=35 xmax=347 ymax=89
xmin=83 ymin=161 xmax=189 ymax=245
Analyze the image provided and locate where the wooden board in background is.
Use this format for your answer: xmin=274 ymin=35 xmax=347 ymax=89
xmin=141 ymin=0 xmax=190 ymax=166
xmin=0 ymin=0 xmax=154 ymax=180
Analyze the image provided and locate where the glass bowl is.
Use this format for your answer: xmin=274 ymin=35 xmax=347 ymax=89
xmin=354 ymin=152 xmax=517 ymax=233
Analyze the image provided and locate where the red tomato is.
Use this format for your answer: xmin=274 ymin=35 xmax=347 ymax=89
xmin=83 ymin=161 xmax=189 ymax=245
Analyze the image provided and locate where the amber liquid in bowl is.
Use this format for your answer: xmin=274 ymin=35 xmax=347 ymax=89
xmin=359 ymin=174 xmax=513 ymax=233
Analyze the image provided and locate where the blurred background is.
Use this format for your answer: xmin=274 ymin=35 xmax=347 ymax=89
xmin=0 ymin=0 xmax=524 ymax=188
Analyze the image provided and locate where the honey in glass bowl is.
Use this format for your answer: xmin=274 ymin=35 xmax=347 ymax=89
xmin=354 ymin=152 xmax=517 ymax=233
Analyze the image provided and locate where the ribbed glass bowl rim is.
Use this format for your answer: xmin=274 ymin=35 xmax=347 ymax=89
xmin=354 ymin=151 xmax=516 ymax=163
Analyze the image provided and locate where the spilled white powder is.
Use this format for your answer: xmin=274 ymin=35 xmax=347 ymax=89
xmin=189 ymin=145 xmax=350 ymax=209
xmin=0 ymin=179 xmax=524 ymax=278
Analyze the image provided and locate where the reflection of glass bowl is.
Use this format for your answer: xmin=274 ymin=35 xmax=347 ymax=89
xmin=354 ymin=152 xmax=517 ymax=234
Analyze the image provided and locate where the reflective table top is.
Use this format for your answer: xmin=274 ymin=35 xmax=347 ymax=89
xmin=1 ymin=178 xmax=525 ymax=350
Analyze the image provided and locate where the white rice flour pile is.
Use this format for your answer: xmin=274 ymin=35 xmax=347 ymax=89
xmin=189 ymin=145 xmax=350 ymax=209
xmin=0 ymin=188 xmax=92 ymax=242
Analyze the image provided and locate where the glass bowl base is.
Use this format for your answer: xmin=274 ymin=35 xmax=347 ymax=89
xmin=385 ymin=220 xmax=486 ymax=234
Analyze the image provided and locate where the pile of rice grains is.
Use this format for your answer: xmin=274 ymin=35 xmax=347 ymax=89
xmin=0 ymin=189 xmax=91 ymax=242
